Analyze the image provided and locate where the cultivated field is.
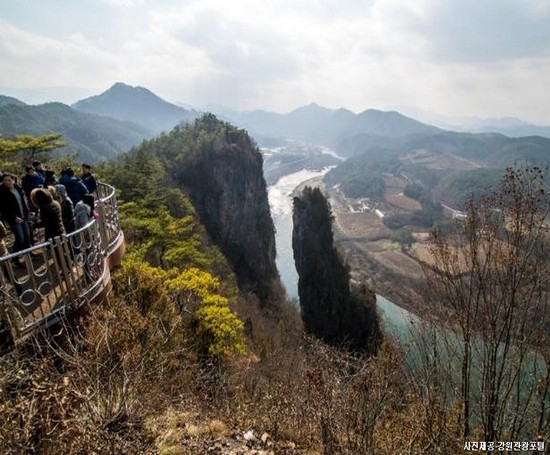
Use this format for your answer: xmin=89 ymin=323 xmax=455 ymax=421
xmin=400 ymin=149 xmax=482 ymax=171
xmin=328 ymin=183 xmax=437 ymax=316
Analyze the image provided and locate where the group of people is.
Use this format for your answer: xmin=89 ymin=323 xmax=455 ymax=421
xmin=0 ymin=162 xmax=98 ymax=267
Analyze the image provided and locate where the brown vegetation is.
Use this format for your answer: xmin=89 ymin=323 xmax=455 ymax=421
xmin=0 ymin=290 xmax=467 ymax=454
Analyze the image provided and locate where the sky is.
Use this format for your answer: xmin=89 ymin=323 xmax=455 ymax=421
xmin=1 ymin=0 xmax=550 ymax=124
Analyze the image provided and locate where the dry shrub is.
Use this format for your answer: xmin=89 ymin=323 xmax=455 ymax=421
xmin=222 ymin=305 xmax=465 ymax=455
xmin=0 ymin=282 xmax=196 ymax=454
xmin=0 ymin=336 xmax=153 ymax=454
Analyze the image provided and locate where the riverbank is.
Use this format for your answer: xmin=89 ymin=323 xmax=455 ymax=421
xmin=324 ymin=184 xmax=443 ymax=322
xmin=288 ymin=176 xmax=425 ymax=320
xmin=265 ymin=145 xmax=432 ymax=321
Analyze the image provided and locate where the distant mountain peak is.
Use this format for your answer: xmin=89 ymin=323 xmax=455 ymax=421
xmin=93 ymin=82 xmax=166 ymax=104
xmin=0 ymin=94 xmax=27 ymax=107
xmin=289 ymin=102 xmax=333 ymax=114
xmin=72 ymin=83 xmax=198 ymax=133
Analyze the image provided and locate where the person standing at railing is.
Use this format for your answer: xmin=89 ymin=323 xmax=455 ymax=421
xmin=81 ymin=164 xmax=98 ymax=195
xmin=54 ymin=185 xmax=75 ymax=234
xmin=0 ymin=173 xmax=31 ymax=266
xmin=75 ymin=194 xmax=96 ymax=229
xmin=44 ymin=169 xmax=58 ymax=187
xmin=21 ymin=166 xmax=45 ymax=207
xmin=59 ymin=168 xmax=88 ymax=206
xmin=74 ymin=194 xmax=96 ymax=274
xmin=32 ymin=161 xmax=46 ymax=179
xmin=31 ymin=188 xmax=68 ymax=272
xmin=30 ymin=188 xmax=65 ymax=241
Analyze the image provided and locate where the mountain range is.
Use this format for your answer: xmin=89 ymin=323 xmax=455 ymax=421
xmin=0 ymin=99 xmax=151 ymax=163
xmin=1 ymin=83 xmax=549 ymax=163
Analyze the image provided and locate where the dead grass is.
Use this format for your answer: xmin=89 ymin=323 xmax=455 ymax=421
xmin=385 ymin=193 xmax=422 ymax=211
xmin=374 ymin=250 xmax=424 ymax=279
xmin=334 ymin=212 xmax=387 ymax=239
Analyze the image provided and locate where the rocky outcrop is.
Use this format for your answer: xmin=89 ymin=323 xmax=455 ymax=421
xmin=292 ymin=186 xmax=380 ymax=353
xmin=175 ymin=114 xmax=283 ymax=304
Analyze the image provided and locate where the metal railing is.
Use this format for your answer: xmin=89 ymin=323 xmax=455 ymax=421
xmin=0 ymin=182 xmax=123 ymax=339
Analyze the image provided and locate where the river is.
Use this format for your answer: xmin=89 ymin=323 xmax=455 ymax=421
xmin=265 ymin=153 xmax=548 ymax=430
xmin=266 ymin=159 xmax=415 ymax=328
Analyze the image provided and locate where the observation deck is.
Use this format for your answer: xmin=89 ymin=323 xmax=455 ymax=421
xmin=0 ymin=182 xmax=125 ymax=350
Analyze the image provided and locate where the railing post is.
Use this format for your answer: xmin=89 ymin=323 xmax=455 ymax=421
xmin=96 ymin=200 xmax=109 ymax=254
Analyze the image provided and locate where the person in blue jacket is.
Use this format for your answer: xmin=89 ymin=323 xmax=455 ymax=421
xmin=59 ymin=168 xmax=89 ymax=205
xmin=21 ymin=166 xmax=45 ymax=207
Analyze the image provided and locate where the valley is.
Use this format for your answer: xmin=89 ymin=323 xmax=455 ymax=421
xmin=265 ymin=139 xmax=542 ymax=323
xmin=265 ymin=142 xmax=438 ymax=319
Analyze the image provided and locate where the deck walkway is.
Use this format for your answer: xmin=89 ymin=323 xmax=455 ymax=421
xmin=0 ymin=182 xmax=124 ymax=348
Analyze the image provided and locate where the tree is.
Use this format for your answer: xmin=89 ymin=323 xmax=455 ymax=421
xmin=421 ymin=167 xmax=549 ymax=441
xmin=0 ymin=133 xmax=66 ymax=169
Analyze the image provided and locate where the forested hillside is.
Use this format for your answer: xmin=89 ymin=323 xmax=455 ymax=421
xmin=0 ymin=100 xmax=151 ymax=163
xmin=326 ymin=130 xmax=550 ymax=209
xmin=113 ymin=114 xmax=283 ymax=303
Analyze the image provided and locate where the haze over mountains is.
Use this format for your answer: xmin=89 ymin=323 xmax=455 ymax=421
xmin=1 ymin=82 xmax=549 ymax=164
xmin=72 ymin=82 xmax=198 ymax=134
xmin=401 ymin=108 xmax=550 ymax=138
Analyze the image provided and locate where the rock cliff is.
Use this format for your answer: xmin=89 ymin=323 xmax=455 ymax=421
xmin=292 ymin=186 xmax=380 ymax=353
xmin=174 ymin=114 xmax=283 ymax=304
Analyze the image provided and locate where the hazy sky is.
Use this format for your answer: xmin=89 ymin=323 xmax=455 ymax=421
xmin=1 ymin=0 xmax=550 ymax=123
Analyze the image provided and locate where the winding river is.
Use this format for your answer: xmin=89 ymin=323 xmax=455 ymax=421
xmin=266 ymin=159 xmax=415 ymax=328
xmin=265 ymin=150 xmax=548 ymax=430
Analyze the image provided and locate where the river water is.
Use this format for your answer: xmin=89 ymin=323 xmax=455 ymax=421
xmin=265 ymin=155 xmax=548 ymax=428
xmin=266 ymin=162 xmax=414 ymax=327
xmin=268 ymin=167 xmax=334 ymax=301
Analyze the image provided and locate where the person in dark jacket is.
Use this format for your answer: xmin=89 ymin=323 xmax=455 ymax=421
xmin=44 ymin=169 xmax=58 ymax=187
xmin=59 ymin=168 xmax=89 ymax=205
xmin=55 ymin=184 xmax=75 ymax=233
xmin=0 ymin=173 xmax=31 ymax=257
xmin=81 ymin=164 xmax=98 ymax=194
xmin=32 ymin=161 xmax=45 ymax=178
xmin=21 ymin=166 xmax=45 ymax=205
xmin=31 ymin=188 xmax=65 ymax=241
